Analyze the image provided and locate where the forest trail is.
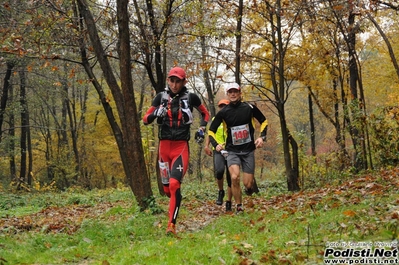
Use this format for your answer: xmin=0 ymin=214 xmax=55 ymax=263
xmin=1 ymin=168 xmax=398 ymax=235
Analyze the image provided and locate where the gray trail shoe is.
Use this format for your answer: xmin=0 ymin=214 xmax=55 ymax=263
xmin=236 ymin=205 xmax=244 ymax=215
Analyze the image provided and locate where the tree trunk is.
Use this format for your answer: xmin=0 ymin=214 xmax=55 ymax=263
xmin=0 ymin=62 xmax=13 ymax=142
xmin=342 ymin=0 xmax=367 ymax=171
xmin=235 ymin=0 xmax=243 ymax=83
xmin=76 ymin=0 xmax=152 ymax=210
xmin=19 ymin=67 xmax=28 ymax=184
xmin=27 ymin=111 xmax=33 ymax=186
xmin=289 ymin=134 xmax=300 ymax=191
xmin=195 ymin=148 xmax=204 ymax=182
xmin=279 ymin=106 xmax=300 ymax=191
xmin=201 ymin=34 xmax=215 ymax=116
xmin=274 ymin=0 xmax=300 ymax=191
xmin=308 ymin=92 xmax=316 ymax=156
xmin=367 ymin=12 xmax=399 ymax=80
xmin=61 ymin=71 xmax=84 ymax=186
xmin=9 ymin=85 xmax=16 ymax=182
xmin=117 ymin=0 xmax=153 ymax=206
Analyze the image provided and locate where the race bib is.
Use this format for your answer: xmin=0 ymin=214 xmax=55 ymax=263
xmin=231 ymin=124 xmax=251 ymax=145
xmin=159 ymin=161 xmax=170 ymax=184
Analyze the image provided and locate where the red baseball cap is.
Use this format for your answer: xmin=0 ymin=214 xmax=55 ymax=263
xmin=168 ymin=67 xmax=186 ymax=80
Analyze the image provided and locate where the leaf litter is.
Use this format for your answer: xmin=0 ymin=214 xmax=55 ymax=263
xmin=1 ymin=167 xmax=399 ymax=237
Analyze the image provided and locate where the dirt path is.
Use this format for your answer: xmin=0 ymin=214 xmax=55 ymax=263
xmin=0 ymin=197 xmax=232 ymax=235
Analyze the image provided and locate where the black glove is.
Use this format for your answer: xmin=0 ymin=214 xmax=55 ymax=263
xmin=154 ymin=106 xmax=167 ymax=117
xmin=195 ymin=127 xmax=205 ymax=143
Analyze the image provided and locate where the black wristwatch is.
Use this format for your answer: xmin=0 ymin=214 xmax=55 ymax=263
xmin=260 ymin=136 xmax=266 ymax=141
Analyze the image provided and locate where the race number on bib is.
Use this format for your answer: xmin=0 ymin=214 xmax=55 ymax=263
xmin=231 ymin=124 xmax=251 ymax=145
xmin=159 ymin=161 xmax=170 ymax=184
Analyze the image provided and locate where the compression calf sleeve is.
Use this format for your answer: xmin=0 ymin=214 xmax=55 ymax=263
xmin=216 ymin=172 xmax=224 ymax=180
xmin=168 ymin=178 xmax=182 ymax=225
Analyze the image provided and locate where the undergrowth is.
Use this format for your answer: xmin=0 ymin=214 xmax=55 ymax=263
xmin=1 ymin=168 xmax=398 ymax=264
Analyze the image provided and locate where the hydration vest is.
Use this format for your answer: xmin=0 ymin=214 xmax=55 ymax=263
xmin=159 ymin=91 xmax=193 ymax=125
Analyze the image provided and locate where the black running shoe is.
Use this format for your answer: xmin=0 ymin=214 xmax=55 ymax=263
xmin=225 ymin=201 xmax=232 ymax=212
xmin=252 ymin=178 xmax=260 ymax=193
xmin=244 ymin=188 xmax=253 ymax=196
xmin=216 ymin=190 xmax=225 ymax=205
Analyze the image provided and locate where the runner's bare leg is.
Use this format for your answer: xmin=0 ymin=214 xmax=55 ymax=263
xmin=243 ymin=172 xmax=254 ymax=192
xmin=229 ymin=164 xmax=241 ymax=205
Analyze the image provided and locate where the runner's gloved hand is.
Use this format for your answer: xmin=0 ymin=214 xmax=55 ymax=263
xmin=220 ymin=150 xmax=229 ymax=158
xmin=154 ymin=106 xmax=167 ymax=117
xmin=195 ymin=127 xmax=205 ymax=143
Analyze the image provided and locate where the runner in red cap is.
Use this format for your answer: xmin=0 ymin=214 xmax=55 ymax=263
xmin=143 ymin=66 xmax=209 ymax=236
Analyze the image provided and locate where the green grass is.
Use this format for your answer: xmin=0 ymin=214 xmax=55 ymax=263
xmin=1 ymin=169 xmax=398 ymax=264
